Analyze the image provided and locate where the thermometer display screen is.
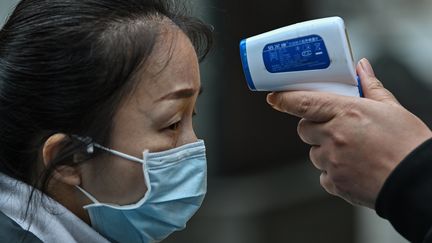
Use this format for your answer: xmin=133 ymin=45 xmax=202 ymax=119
xmin=262 ymin=34 xmax=331 ymax=73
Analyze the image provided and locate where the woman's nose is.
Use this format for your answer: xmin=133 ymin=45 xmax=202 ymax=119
xmin=176 ymin=126 xmax=198 ymax=147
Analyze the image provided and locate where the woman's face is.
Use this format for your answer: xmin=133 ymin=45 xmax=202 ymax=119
xmin=79 ymin=25 xmax=202 ymax=205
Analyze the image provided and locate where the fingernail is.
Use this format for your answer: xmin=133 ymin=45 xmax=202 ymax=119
xmin=267 ymin=93 xmax=276 ymax=106
xmin=360 ymin=58 xmax=375 ymax=77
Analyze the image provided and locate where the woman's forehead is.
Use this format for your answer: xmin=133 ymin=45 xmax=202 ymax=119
xmin=131 ymin=27 xmax=200 ymax=103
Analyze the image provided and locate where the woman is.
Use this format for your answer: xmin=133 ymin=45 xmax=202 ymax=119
xmin=0 ymin=0 xmax=212 ymax=242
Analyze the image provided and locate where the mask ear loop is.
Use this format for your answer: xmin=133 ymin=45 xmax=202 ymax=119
xmin=71 ymin=135 xmax=144 ymax=164
xmin=71 ymin=135 xmax=151 ymax=208
xmin=92 ymin=144 xmax=144 ymax=164
xmin=76 ymin=185 xmax=101 ymax=205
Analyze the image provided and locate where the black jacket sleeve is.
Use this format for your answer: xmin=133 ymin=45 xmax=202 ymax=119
xmin=376 ymin=138 xmax=432 ymax=243
xmin=0 ymin=210 xmax=43 ymax=243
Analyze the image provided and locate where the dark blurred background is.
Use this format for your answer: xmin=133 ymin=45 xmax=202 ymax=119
xmin=3 ymin=0 xmax=432 ymax=242
xmin=176 ymin=0 xmax=432 ymax=242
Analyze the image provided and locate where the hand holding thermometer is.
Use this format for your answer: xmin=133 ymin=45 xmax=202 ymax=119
xmin=239 ymin=16 xmax=363 ymax=97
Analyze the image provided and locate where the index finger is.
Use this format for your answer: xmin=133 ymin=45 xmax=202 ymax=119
xmin=266 ymin=91 xmax=352 ymax=122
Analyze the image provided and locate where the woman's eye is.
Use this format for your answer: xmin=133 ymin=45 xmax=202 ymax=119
xmin=167 ymin=121 xmax=181 ymax=130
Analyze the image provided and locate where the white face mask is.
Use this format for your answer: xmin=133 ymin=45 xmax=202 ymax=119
xmin=74 ymin=138 xmax=207 ymax=243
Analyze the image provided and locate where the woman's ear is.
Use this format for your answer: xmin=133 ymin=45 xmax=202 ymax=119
xmin=42 ymin=133 xmax=81 ymax=186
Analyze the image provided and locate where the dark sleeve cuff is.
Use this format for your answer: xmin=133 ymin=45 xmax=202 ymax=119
xmin=376 ymin=138 xmax=432 ymax=243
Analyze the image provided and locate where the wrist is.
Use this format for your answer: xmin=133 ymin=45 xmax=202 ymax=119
xmin=375 ymin=138 xmax=432 ymax=242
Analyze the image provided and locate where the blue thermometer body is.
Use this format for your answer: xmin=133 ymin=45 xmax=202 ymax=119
xmin=240 ymin=16 xmax=362 ymax=97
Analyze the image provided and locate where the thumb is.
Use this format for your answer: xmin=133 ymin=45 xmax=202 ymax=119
xmin=267 ymin=91 xmax=347 ymax=122
xmin=357 ymin=58 xmax=400 ymax=105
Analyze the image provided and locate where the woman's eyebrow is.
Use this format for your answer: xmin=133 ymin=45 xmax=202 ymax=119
xmin=156 ymin=86 xmax=202 ymax=102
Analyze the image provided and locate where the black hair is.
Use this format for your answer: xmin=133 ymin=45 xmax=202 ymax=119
xmin=0 ymin=0 xmax=212 ymax=198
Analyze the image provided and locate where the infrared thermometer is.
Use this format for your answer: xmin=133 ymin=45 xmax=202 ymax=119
xmin=239 ymin=16 xmax=363 ymax=97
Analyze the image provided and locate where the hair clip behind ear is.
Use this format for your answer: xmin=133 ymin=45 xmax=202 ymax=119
xmin=86 ymin=143 xmax=94 ymax=154
xmin=71 ymin=135 xmax=95 ymax=154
